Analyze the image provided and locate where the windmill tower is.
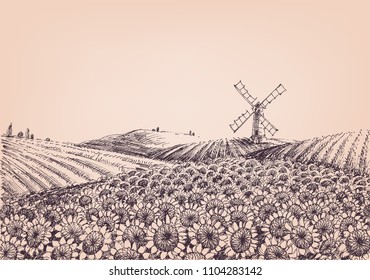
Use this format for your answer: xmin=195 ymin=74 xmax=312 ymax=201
xmin=229 ymin=81 xmax=287 ymax=143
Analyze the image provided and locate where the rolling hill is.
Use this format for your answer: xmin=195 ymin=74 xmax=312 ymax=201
xmin=0 ymin=136 xmax=167 ymax=198
xmin=80 ymin=129 xmax=290 ymax=162
xmin=249 ymin=129 xmax=370 ymax=175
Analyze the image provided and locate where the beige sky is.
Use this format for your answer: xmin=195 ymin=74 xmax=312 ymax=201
xmin=0 ymin=0 xmax=369 ymax=143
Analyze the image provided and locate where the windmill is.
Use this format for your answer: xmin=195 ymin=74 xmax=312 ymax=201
xmin=229 ymin=81 xmax=287 ymax=144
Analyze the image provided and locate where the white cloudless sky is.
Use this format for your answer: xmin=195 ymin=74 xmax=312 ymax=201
xmin=0 ymin=0 xmax=369 ymax=143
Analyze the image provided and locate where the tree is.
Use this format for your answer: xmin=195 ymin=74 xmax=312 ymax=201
xmin=189 ymin=130 xmax=192 ymax=135
xmin=30 ymin=134 xmax=34 ymax=140
xmin=25 ymin=128 xmax=30 ymax=139
xmin=6 ymin=123 xmax=12 ymax=137
xmin=17 ymin=131 xmax=23 ymax=138
xmin=156 ymin=127 xmax=159 ymax=132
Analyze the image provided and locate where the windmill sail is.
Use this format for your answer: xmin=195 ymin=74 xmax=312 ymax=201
xmin=229 ymin=109 xmax=254 ymax=133
xmin=260 ymin=84 xmax=286 ymax=109
xmin=234 ymin=81 xmax=257 ymax=107
xmin=260 ymin=116 xmax=278 ymax=136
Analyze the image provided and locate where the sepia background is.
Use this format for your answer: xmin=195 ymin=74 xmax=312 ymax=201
xmin=0 ymin=0 xmax=369 ymax=143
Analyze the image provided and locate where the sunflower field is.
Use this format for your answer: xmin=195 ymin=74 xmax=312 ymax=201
xmin=1 ymin=158 xmax=370 ymax=260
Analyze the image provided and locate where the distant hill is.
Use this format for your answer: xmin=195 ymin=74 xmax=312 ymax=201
xmin=0 ymin=136 xmax=166 ymax=197
xmin=80 ymin=129 xmax=200 ymax=157
xmin=249 ymin=129 xmax=370 ymax=175
xmin=80 ymin=129 xmax=290 ymax=162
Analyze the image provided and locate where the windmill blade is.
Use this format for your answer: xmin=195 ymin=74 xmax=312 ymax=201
xmin=260 ymin=116 xmax=279 ymax=136
xmin=260 ymin=84 xmax=286 ymax=109
xmin=229 ymin=109 xmax=254 ymax=133
xmin=234 ymin=81 xmax=257 ymax=107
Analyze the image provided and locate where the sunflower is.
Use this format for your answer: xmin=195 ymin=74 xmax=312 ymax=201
xmin=111 ymin=244 xmax=141 ymax=260
xmin=302 ymin=199 xmax=326 ymax=221
xmin=259 ymin=237 xmax=291 ymax=260
xmin=338 ymin=222 xmax=370 ymax=259
xmin=0 ymin=204 xmax=15 ymax=220
xmin=61 ymin=202 xmax=84 ymax=219
xmin=341 ymin=196 xmax=360 ymax=213
xmin=183 ymin=243 xmax=215 ymax=260
xmin=42 ymin=209 xmax=62 ymax=227
xmin=173 ymin=190 xmax=188 ymax=207
xmin=43 ymin=237 xmax=78 ymax=260
xmin=315 ymin=191 xmax=329 ymax=203
xmin=84 ymin=202 xmax=104 ymax=222
xmin=79 ymin=225 xmax=112 ymax=260
xmin=189 ymin=218 xmax=227 ymax=254
xmin=134 ymin=207 xmax=156 ymax=227
xmin=79 ymin=188 xmax=97 ymax=207
xmin=146 ymin=218 xmax=186 ymax=259
xmin=282 ymin=201 xmax=304 ymax=220
xmin=25 ymin=218 xmax=52 ymax=257
xmin=254 ymin=200 xmax=278 ymax=222
xmin=120 ymin=222 xmax=148 ymax=251
xmin=55 ymin=215 xmax=89 ymax=243
xmin=100 ymin=194 xmax=119 ymax=211
xmin=111 ymin=202 xmax=130 ymax=224
xmin=227 ymin=194 xmax=248 ymax=209
xmin=202 ymin=194 xmax=227 ymax=214
xmin=316 ymin=232 xmax=342 ymax=259
xmin=298 ymin=191 xmax=314 ymax=204
xmin=112 ymin=230 xmax=148 ymax=257
xmin=2 ymin=215 xmax=27 ymax=240
xmin=339 ymin=212 xmax=361 ymax=237
xmin=261 ymin=210 xmax=293 ymax=241
xmin=362 ymin=201 xmax=370 ymax=220
xmin=96 ymin=183 xmax=114 ymax=198
xmin=187 ymin=191 xmax=205 ymax=207
xmin=0 ymin=235 xmax=26 ymax=260
xmin=95 ymin=211 xmax=120 ymax=232
xmin=327 ymin=200 xmax=341 ymax=216
xmin=154 ymin=197 xmax=178 ymax=223
xmin=17 ymin=207 xmax=36 ymax=222
xmin=179 ymin=209 xmax=200 ymax=227
xmin=219 ymin=184 xmax=242 ymax=199
xmin=312 ymin=213 xmax=337 ymax=238
xmin=288 ymin=218 xmax=320 ymax=257
xmin=270 ymin=185 xmax=292 ymax=206
xmin=229 ymin=205 xmax=254 ymax=225
xmin=250 ymin=189 xmax=271 ymax=206
xmin=207 ymin=209 xmax=231 ymax=228
xmin=225 ymin=221 xmax=258 ymax=259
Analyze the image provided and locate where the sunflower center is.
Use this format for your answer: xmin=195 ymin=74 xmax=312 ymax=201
xmin=356 ymin=237 xmax=365 ymax=246
xmin=164 ymin=232 xmax=172 ymax=240
xmin=298 ymin=231 xmax=307 ymax=239
xmin=206 ymin=232 xmax=214 ymax=240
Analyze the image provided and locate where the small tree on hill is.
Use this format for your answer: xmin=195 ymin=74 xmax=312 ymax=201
xmin=6 ymin=123 xmax=12 ymax=137
xmin=25 ymin=128 xmax=30 ymax=139
xmin=156 ymin=127 xmax=159 ymax=132
xmin=17 ymin=131 xmax=23 ymax=138
xmin=30 ymin=134 xmax=34 ymax=140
